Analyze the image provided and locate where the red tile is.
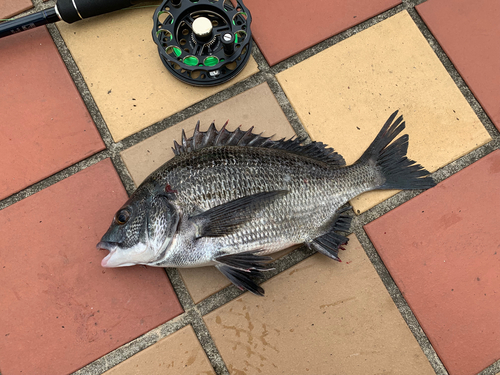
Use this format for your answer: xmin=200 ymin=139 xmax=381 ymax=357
xmin=0 ymin=0 xmax=32 ymax=19
xmin=0 ymin=27 xmax=105 ymax=200
xmin=0 ymin=159 xmax=183 ymax=375
xmin=245 ymin=0 xmax=400 ymax=66
xmin=364 ymin=151 xmax=500 ymax=375
xmin=417 ymin=0 xmax=500 ymax=131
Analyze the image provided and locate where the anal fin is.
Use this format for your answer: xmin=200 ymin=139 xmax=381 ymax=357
xmin=308 ymin=208 xmax=352 ymax=261
xmin=215 ymin=251 xmax=274 ymax=296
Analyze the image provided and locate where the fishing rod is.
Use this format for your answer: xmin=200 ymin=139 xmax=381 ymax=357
xmin=0 ymin=0 xmax=147 ymax=39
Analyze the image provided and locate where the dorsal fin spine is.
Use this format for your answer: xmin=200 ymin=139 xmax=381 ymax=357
xmin=192 ymin=121 xmax=200 ymax=150
xmin=172 ymin=121 xmax=346 ymax=167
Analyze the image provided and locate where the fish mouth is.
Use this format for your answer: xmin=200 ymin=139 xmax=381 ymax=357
xmin=96 ymin=241 xmax=119 ymax=268
xmin=96 ymin=241 xmax=144 ymax=268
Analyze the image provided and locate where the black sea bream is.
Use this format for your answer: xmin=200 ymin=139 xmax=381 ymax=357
xmin=97 ymin=111 xmax=435 ymax=295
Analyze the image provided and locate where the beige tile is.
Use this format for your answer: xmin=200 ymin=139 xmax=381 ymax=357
xmin=277 ymin=11 xmax=491 ymax=213
xmin=179 ymin=266 xmax=232 ymax=304
xmin=103 ymin=325 xmax=215 ymax=375
xmin=57 ymin=7 xmax=259 ymax=141
xmin=121 ymin=83 xmax=296 ymax=302
xmin=204 ymin=235 xmax=435 ymax=375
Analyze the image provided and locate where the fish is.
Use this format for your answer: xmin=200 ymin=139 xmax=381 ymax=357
xmin=97 ymin=111 xmax=435 ymax=296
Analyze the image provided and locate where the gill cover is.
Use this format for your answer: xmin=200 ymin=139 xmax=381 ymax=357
xmin=98 ymin=190 xmax=179 ymax=268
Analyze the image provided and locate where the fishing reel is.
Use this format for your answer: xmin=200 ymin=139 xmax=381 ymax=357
xmin=152 ymin=0 xmax=252 ymax=86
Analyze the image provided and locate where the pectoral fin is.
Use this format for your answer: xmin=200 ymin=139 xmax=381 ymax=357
xmin=215 ymin=251 xmax=274 ymax=296
xmin=191 ymin=190 xmax=288 ymax=238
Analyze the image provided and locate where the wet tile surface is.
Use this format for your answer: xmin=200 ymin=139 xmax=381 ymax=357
xmin=0 ymin=27 xmax=105 ymax=200
xmin=103 ymin=325 xmax=215 ymax=375
xmin=0 ymin=0 xmax=32 ymax=19
xmin=277 ymin=11 xmax=491 ymax=214
xmin=417 ymin=0 xmax=500 ymax=131
xmin=121 ymin=83 xmax=295 ymax=303
xmin=56 ymin=7 xmax=259 ymax=141
xmin=0 ymin=159 xmax=182 ymax=375
xmin=364 ymin=150 xmax=500 ymax=375
xmin=245 ymin=0 xmax=400 ymax=66
xmin=204 ymin=235 xmax=435 ymax=374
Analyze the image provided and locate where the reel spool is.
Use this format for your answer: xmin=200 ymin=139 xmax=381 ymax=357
xmin=152 ymin=0 xmax=252 ymax=86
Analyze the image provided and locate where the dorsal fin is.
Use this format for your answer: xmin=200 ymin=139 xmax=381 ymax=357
xmin=171 ymin=121 xmax=346 ymax=166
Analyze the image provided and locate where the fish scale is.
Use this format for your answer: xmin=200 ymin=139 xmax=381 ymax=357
xmin=98 ymin=112 xmax=435 ymax=295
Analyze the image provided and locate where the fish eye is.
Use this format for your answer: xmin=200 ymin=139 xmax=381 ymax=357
xmin=114 ymin=209 xmax=131 ymax=225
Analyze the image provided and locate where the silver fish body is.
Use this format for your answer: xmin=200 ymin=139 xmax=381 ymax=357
xmin=98 ymin=111 xmax=435 ymax=295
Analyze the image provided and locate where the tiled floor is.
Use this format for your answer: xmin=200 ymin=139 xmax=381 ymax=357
xmin=1 ymin=1 xmax=499 ymax=375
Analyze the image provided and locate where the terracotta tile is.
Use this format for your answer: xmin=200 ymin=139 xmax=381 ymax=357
xmin=245 ymin=0 xmax=400 ymax=66
xmin=204 ymin=235 xmax=434 ymax=374
xmin=0 ymin=159 xmax=183 ymax=375
xmin=56 ymin=8 xmax=259 ymax=142
xmin=417 ymin=0 xmax=500 ymax=131
xmin=0 ymin=27 xmax=105 ymax=200
xmin=0 ymin=0 xmax=32 ymax=19
xmin=277 ymin=11 xmax=491 ymax=214
xmin=364 ymin=150 xmax=500 ymax=375
xmin=103 ymin=325 xmax=215 ymax=375
xmin=120 ymin=83 xmax=295 ymax=303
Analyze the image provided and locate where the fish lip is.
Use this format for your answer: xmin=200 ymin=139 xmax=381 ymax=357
xmin=96 ymin=241 xmax=117 ymax=252
xmin=97 ymin=241 xmax=118 ymax=268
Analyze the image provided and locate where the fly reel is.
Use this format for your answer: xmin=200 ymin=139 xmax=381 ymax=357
xmin=152 ymin=0 xmax=252 ymax=86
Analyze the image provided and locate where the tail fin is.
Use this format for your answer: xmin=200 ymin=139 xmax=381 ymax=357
xmin=356 ymin=111 xmax=436 ymax=190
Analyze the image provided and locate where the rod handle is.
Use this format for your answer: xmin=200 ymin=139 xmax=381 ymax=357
xmin=56 ymin=0 xmax=135 ymax=23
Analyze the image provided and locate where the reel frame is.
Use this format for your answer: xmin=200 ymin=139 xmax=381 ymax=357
xmin=152 ymin=0 xmax=252 ymax=86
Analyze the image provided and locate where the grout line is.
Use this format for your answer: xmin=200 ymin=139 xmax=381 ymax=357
xmin=0 ymin=150 xmax=110 ymax=211
xmin=165 ymin=268 xmax=196 ymax=311
xmin=70 ymin=310 xmax=194 ymax=375
xmin=249 ymin=38 xmax=311 ymax=140
xmin=353 ymin=227 xmax=448 ymax=374
xmin=477 ymin=360 xmax=500 ymax=375
xmin=250 ymin=41 xmax=271 ymax=73
xmin=248 ymin=41 xmax=308 ymax=138
xmin=31 ymin=0 xmax=46 ymax=9
xmin=406 ymin=7 xmax=500 ymax=140
xmin=110 ymin=154 xmax=137 ymax=196
xmin=265 ymin=74 xmax=310 ymax=141
xmin=402 ymin=0 xmax=429 ymax=7
xmin=32 ymin=0 xmax=56 ymax=9
xmin=190 ymin=309 xmax=230 ymax=375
